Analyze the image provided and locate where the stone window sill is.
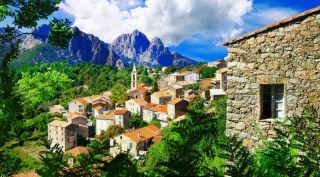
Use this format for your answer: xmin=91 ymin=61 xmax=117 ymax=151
xmin=259 ymin=117 xmax=286 ymax=123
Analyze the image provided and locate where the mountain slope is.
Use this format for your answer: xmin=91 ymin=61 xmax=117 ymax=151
xmin=7 ymin=25 xmax=197 ymax=69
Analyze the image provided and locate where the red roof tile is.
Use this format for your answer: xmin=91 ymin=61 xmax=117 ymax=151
xmin=115 ymin=109 xmax=128 ymax=115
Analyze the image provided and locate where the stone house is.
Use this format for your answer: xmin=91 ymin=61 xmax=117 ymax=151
xmin=167 ymin=83 xmax=184 ymax=98
xmin=167 ymin=98 xmax=189 ymax=119
xmin=183 ymin=71 xmax=200 ymax=82
xmin=151 ymin=88 xmax=173 ymax=105
xmin=92 ymin=103 xmax=106 ymax=117
xmin=48 ymin=120 xmax=77 ymax=152
xmin=207 ymin=59 xmax=227 ymax=69
xmin=110 ymin=125 xmax=160 ymax=157
xmin=65 ymin=146 xmax=89 ymax=166
xmin=95 ymin=112 xmax=115 ymax=135
xmin=114 ymin=109 xmax=130 ymax=130
xmin=67 ymin=112 xmax=89 ymax=139
xmin=125 ymin=98 xmax=148 ymax=116
xmin=168 ymin=73 xmax=185 ymax=85
xmin=157 ymin=75 xmax=169 ymax=90
xmin=128 ymin=86 xmax=151 ymax=102
xmin=223 ymin=6 xmax=320 ymax=144
xmin=68 ymin=98 xmax=89 ymax=115
xmin=49 ymin=105 xmax=65 ymax=116
xmin=143 ymin=104 xmax=169 ymax=127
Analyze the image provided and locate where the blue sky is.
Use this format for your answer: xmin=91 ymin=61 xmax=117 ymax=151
xmin=1 ymin=0 xmax=319 ymax=62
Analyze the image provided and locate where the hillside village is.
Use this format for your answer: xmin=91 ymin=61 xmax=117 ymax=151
xmin=48 ymin=61 xmax=228 ymax=158
xmin=1 ymin=2 xmax=320 ymax=177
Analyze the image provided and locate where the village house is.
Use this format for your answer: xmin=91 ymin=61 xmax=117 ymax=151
xmin=207 ymin=59 xmax=227 ymax=69
xmin=167 ymin=83 xmax=184 ymax=98
xmin=167 ymin=98 xmax=189 ymax=119
xmin=67 ymin=112 xmax=89 ymax=138
xmin=223 ymin=6 xmax=320 ymax=145
xmin=142 ymin=103 xmax=170 ymax=127
xmin=210 ymin=67 xmax=228 ymax=100
xmin=48 ymin=120 xmax=77 ymax=152
xmin=92 ymin=103 xmax=106 ymax=117
xmin=182 ymin=71 xmax=200 ymax=82
xmin=95 ymin=112 xmax=115 ymax=135
xmin=65 ymin=146 xmax=90 ymax=166
xmin=157 ymin=75 xmax=169 ymax=90
xmin=110 ymin=125 xmax=161 ymax=157
xmin=125 ymin=98 xmax=148 ymax=116
xmin=114 ymin=109 xmax=130 ymax=130
xmin=49 ymin=105 xmax=66 ymax=116
xmin=68 ymin=98 xmax=89 ymax=115
xmin=151 ymin=88 xmax=173 ymax=105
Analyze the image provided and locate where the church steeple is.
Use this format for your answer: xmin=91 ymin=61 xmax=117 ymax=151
xmin=131 ymin=65 xmax=138 ymax=90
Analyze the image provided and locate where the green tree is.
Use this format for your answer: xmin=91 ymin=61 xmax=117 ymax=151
xmin=0 ymin=0 xmax=73 ymax=147
xmin=129 ymin=114 xmax=148 ymax=129
xmin=144 ymin=97 xmax=225 ymax=176
xmin=110 ymin=83 xmax=128 ymax=105
xmin=0 ymin=149 xmax=22 ymax=176
xmin=200 ymin=66 xmax=218 ymax=79
xmin=97 ymin=125 xmax=124 ymax=142
xmin=17 ymin=71 xmax=73 ymax=107
xmin=149 ymin=118 xmax=161 ymax=128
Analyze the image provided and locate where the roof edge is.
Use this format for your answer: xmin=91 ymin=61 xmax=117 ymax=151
xmin=222 ymin=6 xmax=320 ymax=46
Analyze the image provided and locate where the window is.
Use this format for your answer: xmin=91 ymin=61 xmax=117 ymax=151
xmin=261 ymin=84 xmax=285 ymax=119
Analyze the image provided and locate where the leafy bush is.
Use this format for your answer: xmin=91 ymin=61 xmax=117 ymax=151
xmin=129 ymin=114 xmax=148 ymax=129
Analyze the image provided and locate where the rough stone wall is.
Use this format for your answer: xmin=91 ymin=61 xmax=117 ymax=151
xmin=226 ymin=13 xmax=320 ymax=146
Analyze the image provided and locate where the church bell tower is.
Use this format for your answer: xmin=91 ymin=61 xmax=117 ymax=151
xmin=131 ymin=65 xmax=138 ymax=90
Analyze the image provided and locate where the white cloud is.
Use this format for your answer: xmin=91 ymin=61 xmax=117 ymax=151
xmin=244 ymin=6 xmax=299 ymax=31
xmin=59 ymin=0 xmax=253 ymax=46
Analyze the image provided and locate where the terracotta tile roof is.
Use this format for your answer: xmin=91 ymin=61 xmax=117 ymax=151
xmin=48 ymin=120 xmax=71 ymax=128
xmin=150 ymin=104 xmax=167 ymax=113
xmin=96 ymin=112 xmax=114 ymax=120
xmin=115 ymin=109 xmax=129 ymax=115
xmin=68 ymin=112 xmax=87 ymax=119
xmin=168 ymin=98 xmax=183 ymax=105
xmin=66 ymin=146 xmax=90 ymax=157
xmin=137 ymin=86 xmax=149 ymax=93
xmin=144 ymin=103 xmax=157 ymax=110
xmin=122 ymin=125 xmax=160 ymax=143
xmin=93 ymin=105 xmax=104 ymax=111
xmin=154 ymin=89 xmax=172 ymax=98
xmin=223 ymin=6 xmax=320 ymax=45
xmin=217 ymin=67 xmax=228 ymax=74
xmin=74 ymin=98 xmax=89 ymax=105
xmin=132 ymin=98 xmax=148 ymax=106
xmin=13 ymin=171 xmax=39 ymax=177
xmin=152 ymin=134 xmax=162 ymax=142
xmin=200 ymin=78 xmax=213 ymax=89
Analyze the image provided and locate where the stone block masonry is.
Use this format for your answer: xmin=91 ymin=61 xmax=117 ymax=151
xmin=224 ymin=10 xmax=320 ymax=146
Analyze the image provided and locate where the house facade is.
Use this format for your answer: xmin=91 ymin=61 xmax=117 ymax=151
xmin=151 ymin=88 xmax=173 ymax=105
xmin=183 ymin=72 xmax=200 ymax=82
xmin=68 ymin=98 xmax=89 ymax=115
xmin=96 ymin=113 xmax=115 ymax=135
xmin=48 ymin=120 xmax=77 ymax=152
xmin=114 ymin=109 xmax=130 ymax=130
xmin=223 ymin=7 xmax=320 ymax=145
xmin=125 ymin=98 xmax=148 ymax=116
xmin=110 ymin=125 xmax=160 ymax=157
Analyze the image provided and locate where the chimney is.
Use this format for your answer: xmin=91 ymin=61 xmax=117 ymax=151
xmin=137 ymin=132 xmax=141 ymax=138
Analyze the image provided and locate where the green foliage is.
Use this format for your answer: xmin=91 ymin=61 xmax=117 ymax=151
xmin=200 ymin=66 xmax=218 ymax=79
xmin=129 ymin=114 xmax=148 ymax=129
xmin=97 ymin=125 xmax=124 ymax=142
xmin=36 ymin=138 xmax=69 ymax=177
xmin=17 ymin=70 xmax=73 ymax=107
xmin=137 ymin=66 xmax=152 ymax=85
xmin=102 ymin=153 xmax=143 ymax=177
xmin=49 ymin=18 xmax=73 ymax=47
xmin=184 ymin=83 xmax=200 ymax=91
xmin=110 ymin=83 xmax=128 ymax=105
xmin=0 ymin=148 xmax=22 ymax=176
xmin=144 ymin=97 xmax=225 ymax=176
xmin=149 ymin=118 xmax=161 ymax=128
xmin=24 ymin=113 xmax=54 ymax=132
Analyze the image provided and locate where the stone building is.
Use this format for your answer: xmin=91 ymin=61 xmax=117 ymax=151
xmin=223 ymin=6 xmax=320 ymax=145
xmin=48 ymin=120 xmax=77 ymax=152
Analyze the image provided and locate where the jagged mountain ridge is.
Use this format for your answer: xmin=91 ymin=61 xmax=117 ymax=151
xmin=2 ymin=25 xmax=197 ymax=68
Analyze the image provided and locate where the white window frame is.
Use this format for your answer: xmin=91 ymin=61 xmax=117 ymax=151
xmin=261 ymin=84 xmax=285 ymax=119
